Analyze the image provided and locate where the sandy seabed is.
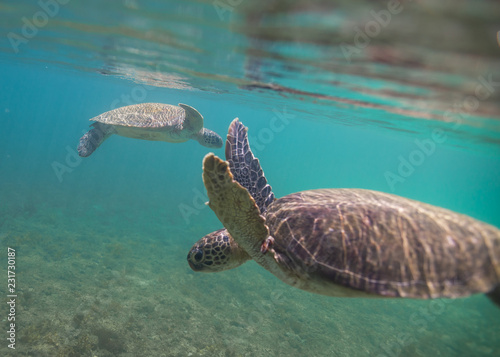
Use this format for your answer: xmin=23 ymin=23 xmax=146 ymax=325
xmin=0 ymin=188 xmax=499 ymax=357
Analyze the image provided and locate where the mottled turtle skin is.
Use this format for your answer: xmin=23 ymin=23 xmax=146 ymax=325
xmin=188 ymin=119 xmax=500 ymax=304
xmin=77 ymin=103 xmax=222 ymax=157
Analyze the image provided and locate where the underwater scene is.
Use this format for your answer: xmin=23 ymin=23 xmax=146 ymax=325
xmin=1 ymin=0 xmax=500 ymax=356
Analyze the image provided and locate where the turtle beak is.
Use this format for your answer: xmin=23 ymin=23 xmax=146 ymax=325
xmin=187 ymin=257 xmax=199 ymax=271
xmin=187 ymin=253 xmax=196 ymax=270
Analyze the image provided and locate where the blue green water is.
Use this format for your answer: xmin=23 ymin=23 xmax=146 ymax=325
xmin=1 ymin=1 xmax=500 ymax=356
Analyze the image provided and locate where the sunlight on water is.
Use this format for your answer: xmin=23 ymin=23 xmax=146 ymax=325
xmin=0 ymin=1 xmax=499 ymax=356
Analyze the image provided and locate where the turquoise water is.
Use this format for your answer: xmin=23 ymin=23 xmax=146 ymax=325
xmin=1 ymin=1 xmax=500 ymax=356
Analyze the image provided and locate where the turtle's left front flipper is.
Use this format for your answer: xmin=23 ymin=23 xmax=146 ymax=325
xmin=202 ymin=153 xmax=269 ymax=262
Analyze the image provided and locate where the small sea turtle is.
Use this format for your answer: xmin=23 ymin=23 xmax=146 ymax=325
xmin=187 ymin=119 xmax=500 ymax=305
xmin=77 ymin=103 xmax=223 ymax=157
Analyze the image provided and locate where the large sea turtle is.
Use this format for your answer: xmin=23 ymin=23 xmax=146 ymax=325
xmin=187 ymin=119 xmax=500 ymax=305
xmin=77 ymin=103 xmax=223 ymax=157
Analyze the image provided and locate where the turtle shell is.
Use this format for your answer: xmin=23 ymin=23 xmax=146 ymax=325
xmin=264 ymin=188 xmax=500 ymax=299
xmin=91 ymin=103 xmax=186 ymax=129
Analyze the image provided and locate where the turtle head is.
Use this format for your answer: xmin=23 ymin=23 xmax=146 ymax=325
xmin=194 ymin=128 xmax=223 ymax=148
xmin=187 ymin=229 xmax=251 ymax=272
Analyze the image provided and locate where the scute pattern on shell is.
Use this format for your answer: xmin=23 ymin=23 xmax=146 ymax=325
xmin=265 ymin=189 xmax=500 ymax=298
xmin=91 ymin=103 xmax=185 ymax=128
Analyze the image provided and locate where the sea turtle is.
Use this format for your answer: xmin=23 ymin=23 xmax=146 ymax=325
xmin=187 ymin=119 xmax=500 ymax=305
xmin=77 ymin=103 xmax=223 ymax=157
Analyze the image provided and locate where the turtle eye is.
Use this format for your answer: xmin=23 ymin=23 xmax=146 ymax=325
xmin=193 ymin=250 xmax=204 ymax=262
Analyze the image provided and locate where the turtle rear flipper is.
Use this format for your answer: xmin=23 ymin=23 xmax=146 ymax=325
xmin=225 ymin=118 xmax=275 ymax=213
xmin=77 ymin=122 xmax=112 ymax=157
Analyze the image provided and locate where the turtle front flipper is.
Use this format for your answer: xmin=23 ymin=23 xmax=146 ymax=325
xmin=203 ymin=153 xmax=270 ymax=263
xmin=77 ymin=122 xmax=113 ymax=157
xmin=225 ymin=118 xmax=275 ymax=213
xmin=179 ymin=103 xmax=203 ymax=133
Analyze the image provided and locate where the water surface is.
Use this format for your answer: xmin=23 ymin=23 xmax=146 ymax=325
xmin=1 ymin=1 xmax=500 ymax=356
